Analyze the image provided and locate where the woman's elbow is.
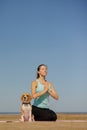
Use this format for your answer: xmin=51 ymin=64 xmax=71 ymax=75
xmin=32 ymin=94 xmax=36 ymax=99
xmin=55 ymin=95 xmax=59 ymax=100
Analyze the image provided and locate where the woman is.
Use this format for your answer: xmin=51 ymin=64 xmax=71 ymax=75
xmin=31 ymin=64 xmax=59 ymax=121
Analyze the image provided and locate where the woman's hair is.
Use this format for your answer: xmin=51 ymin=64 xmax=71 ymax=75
xmin=36 ymin=64 xmax=47 ymax=79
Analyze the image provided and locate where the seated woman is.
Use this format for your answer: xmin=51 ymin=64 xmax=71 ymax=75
xmin=31 ymin=64 xmax=59 ymax=121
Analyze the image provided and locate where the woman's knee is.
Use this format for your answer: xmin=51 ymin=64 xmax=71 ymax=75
xmin=49 ymin=110 xmax=57 ymax=121
xmin=51 ymin=113 xmax=57 ymax=121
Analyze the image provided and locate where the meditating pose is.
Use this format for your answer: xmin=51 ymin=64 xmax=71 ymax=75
xmin=31 ymin=64 xmax=59 ymax=121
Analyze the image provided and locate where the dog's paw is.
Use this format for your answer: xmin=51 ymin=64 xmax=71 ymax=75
xmin=19 ymin=118 xmax=24 ymax=122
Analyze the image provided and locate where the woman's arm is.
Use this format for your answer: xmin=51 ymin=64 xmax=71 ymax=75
xmin=48 ymin=82 xmax=59 ymax=100
xmin=31 ymin=80 xmax=48 ymax=99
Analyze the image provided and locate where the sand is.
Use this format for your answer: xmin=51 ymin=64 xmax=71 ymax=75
xmin=0 ymin=114 xmax=87 ymax=130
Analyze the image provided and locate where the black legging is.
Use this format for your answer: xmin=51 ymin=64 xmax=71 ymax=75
xmin=32 ymin=105 xmax=57 ymax=121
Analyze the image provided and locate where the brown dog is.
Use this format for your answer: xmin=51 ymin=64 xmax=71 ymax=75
xmin=20 ymin=93 xmax=34 ymax=122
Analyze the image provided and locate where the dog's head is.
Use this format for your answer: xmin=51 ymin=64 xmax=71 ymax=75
xmin=20 ymin=93 xmax=32 ymax=103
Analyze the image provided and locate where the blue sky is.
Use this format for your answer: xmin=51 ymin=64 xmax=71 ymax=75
xmin=0 ymin=0 xmax=87 ymax=113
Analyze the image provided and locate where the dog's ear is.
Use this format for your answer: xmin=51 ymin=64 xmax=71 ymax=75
xmin=27 ymin=94 xmax=32 ymax=101
xmin=20 ymin=94 xmax=24 ymax=101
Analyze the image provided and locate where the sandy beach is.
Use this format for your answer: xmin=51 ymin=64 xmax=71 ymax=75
xmin=0 ymin=113 xmax=87 ymax=130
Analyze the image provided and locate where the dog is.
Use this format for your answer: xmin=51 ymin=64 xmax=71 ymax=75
xmin=20 ymin=93 xmax=34 ymax=122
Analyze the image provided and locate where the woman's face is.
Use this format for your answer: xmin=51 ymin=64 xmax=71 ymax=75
xmin=38 ymin=65 xmax=47 ymax=77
